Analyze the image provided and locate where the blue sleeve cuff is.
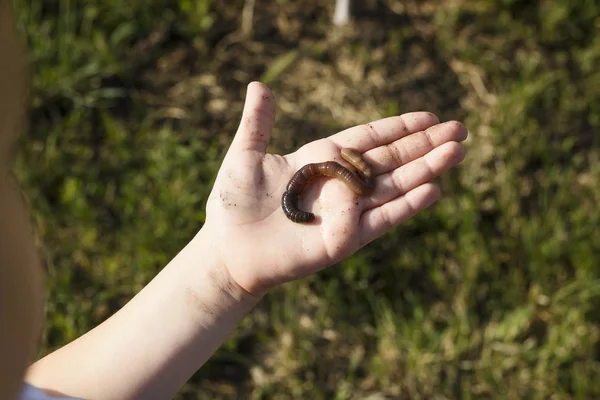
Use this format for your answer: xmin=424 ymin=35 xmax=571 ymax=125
xmin=19 ymin=383 xmax=81 ymax=400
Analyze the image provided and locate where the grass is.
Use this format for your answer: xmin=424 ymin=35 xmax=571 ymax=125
xmin=11 ymin=0 xmax=600 ymax=398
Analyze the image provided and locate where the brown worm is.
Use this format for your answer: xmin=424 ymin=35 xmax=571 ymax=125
xmin=282 ymin=148 xmax=375 ymax=223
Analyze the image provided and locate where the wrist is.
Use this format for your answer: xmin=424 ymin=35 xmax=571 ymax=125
xmin=186 ymin=227 xmax=265 ymax=312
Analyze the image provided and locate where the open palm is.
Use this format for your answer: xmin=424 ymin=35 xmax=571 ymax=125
xmin=203 ymin=82 xmax=467 ymax=295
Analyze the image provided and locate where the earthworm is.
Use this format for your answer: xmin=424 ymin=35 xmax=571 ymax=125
xmin=281 ymin=148 xmax=375 ymax=223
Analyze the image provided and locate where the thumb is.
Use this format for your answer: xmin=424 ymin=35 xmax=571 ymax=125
xmin=230 ymin=81 xmax=276 ymax=155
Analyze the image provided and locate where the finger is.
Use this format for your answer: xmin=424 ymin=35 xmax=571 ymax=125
xmin=365 ymin=120 xmax=468 ymax=175
xmin=365 ymin=141 xmax=465 ymax=209
xmin=230 ymin=81 xmax=276 ymax=154
xmin=329 ymin=112 xmax=440 ymax=151
xmin=359 ymin=182 xmax=440 ymax=246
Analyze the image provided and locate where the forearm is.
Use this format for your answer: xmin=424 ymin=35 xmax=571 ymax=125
xmin=25 ymin=228 xmax=261 ymax=400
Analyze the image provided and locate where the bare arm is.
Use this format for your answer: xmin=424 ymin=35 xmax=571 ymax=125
xmin=25 ymin=82 xmax=468 ymax=399
xmin=25 ymin=229 xmax=259 ymax=399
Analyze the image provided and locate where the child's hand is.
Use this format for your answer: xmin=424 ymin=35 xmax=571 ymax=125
xmin=202 ymin=82 xmax=467 ymax=295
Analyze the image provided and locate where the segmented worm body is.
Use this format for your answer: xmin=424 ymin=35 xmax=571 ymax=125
xmin=282 ymin=148 xmax=375 ymax=223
